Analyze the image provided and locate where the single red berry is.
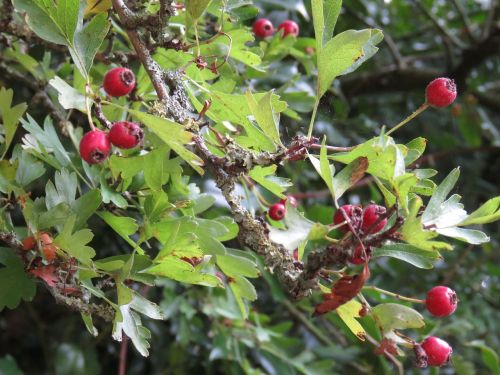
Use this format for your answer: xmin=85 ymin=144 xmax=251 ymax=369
xmin=425 ymin=77 xmax=457 ymax=108
xmin=361 ymin=204 xmax=387 ymax=234
xmin=103 ymin=67 xmax=136 ymax=97
xmin=333 ymin=204 xmax=362 ymax=233
xmin=280 ymin=195 xmax=298 ymax=208
xmin=421 ymin=336 xmax=452 ymax=367
xmin=38 ymin=232 xmax=53 ymax=246
xmin=253 ymin=18 xmax=274 ymax=38
xmin=22 ymin=236 xmax=36 ymax=251
xmin=42 ymin=244 xmax=58 ymax=261
xmin=278 ymin=20 xmax=299 ymax=38
xmin=79 ymin=129 xmax=111 ymax=164
xmin=349 ymin=244 xmax=371 ymax=265
xmin=269 ymin=203 xmax=286 ymax=221
xmin=425 ymin=286 xmax=458 ymax=317
xmin=109 ymin=121 xmax=144 ymax=149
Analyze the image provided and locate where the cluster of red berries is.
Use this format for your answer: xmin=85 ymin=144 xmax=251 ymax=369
xmin=253 ymin=18 xmax=299 ymax=38
xmin=333 ymin=204 xmax=387 ymax=264
xmin=79 ymin=68 xmax=144 ymax=164
xmin=268 ymin=196 xmax=298 ymax=221
xmin=22 ymin=232 xmax=58 ymax=261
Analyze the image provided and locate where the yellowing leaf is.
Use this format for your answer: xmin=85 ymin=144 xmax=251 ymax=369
xmin=337 ymin=299 xmax=366 ymax=341
xmin=84 ymin=0 xmax=112 ymax=17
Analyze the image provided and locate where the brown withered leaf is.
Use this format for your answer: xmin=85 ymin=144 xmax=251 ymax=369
xmin=314 ymin=264 xmax=370 ymax=316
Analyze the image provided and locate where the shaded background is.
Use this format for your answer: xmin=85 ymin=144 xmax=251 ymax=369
xmin=1 ymin=0 xmax=499 ymax=374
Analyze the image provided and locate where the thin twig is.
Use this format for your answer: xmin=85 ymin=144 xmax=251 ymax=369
xmin=118 ymin=334 xmax=129 ymax=375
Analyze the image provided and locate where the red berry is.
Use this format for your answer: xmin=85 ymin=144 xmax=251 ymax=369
xmin=425 ymin=77 xmax=457 ymax=108
xmin=278 ymin=20 xmax=299 ymax=37
xmin=425 ymin=286 xmax=458 ymax=317
xmin=38 ymin=232 xmax=53 ymax=246
xmin=109 ymin=121 xmax=144 ymax=149
xmin=79 ymin=130 xmax=111 ymax=164
xmin=22 ymin=236 xmax=36 ymax=251
xmin=280 ymin=195 xmax=298 ymax=208
xmin=42 ymin=244 xmax=58 ymax=261
xmin=333 ymin=204 xmax=362 ymax=233
xmin=421 ymin=336 xmax=452 ymax=367
xmin=293 ymin=248 xmax=299 ymax=261
xmin=361 ymin=204 xmax=387 ymax=234
xmin=253 ymin=18 xmax=274 ymax=38
xmin=349 ymin=244 xmax=371 ymax=265
xmin=103 ymin=67 xmax=136 ymax=97
xmin=269 ymin=203 xmax=286 ymax=221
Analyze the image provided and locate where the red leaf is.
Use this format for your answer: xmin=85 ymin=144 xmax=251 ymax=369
xmin=30 ymin=265 xmax=59 ymax=287
xmin=314 ymin=264 xmax=370 ymax=316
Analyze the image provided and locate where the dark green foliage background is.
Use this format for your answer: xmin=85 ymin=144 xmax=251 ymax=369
xmin=0 ymin=0 xmax=499 ymax=374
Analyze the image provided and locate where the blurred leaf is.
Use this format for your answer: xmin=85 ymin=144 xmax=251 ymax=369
xmin=186 ymin=0 xmax=213 ymax=22
xmin=373 ymin=243 xmax=441 ymax=269
xmin=0 ymin=247 xmax=37 ymax=311
xmin=371 ymin=303 xmax=425 ymax=332
xmin=0 ymin=355 xmax=24 ymax=375
xmin=217 ymin=251 xmax=260 ymax=278
xmin=229 ymin=275 xmax=257 ymax=319
xmin=468 ymin=341 xmax=500 ymax=375
xmin=54 ymin=343 xmax=100 ymax=375
xmin=147 ymin=256 xmax=222 ymax=287
xmin=84 ymin=0 xmax=111 ymax=16
xmin=0 ymin=87 xmax=27 ymax=159
xmin=249 ymin=165 xmax=291 ymax=198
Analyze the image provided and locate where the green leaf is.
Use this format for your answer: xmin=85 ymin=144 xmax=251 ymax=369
xmin=459 ymin=197 xmax=500 ymax=226
xmin=246 ymin=91 xmax=282 ymax=147
xmin=72 ymin=189 xmax=102 ymax=229
xmin=0 ymin=355 xmax=24 ymax=375
xmin=126 ymin=109 xmax=204 ymax=175
xmin=309 ymin=138 xmax=335 ymax=200
xmin=15 ymin=150 xmax=45 ymax=186
xmin=186 ymin=0 xmax=213 ymax=21
xmin=372 ymin=303 xmax=425 ymax=332
xmin=422 ymin=168 xmax=460 ymax=224
xmin=144 ymin=191 xmax=172 ymax=223
xmin=401 ymin=197 xmax=452 ymax=251
xmin=317 ymin=29 xmax=383 ymax=97
xmin=468 ymin=341 xmax=500 ymax=375
xmin=147 ymin=256 xmax=222 ymax=287
xmin=0 ymin=247 xmax=37 ymax=311
xmin=332 ymin=157 xmax=368 ymax=200
xmin=54 ymin=216 xmax=96 ymax=264
xmin=268 ymin=205 xmax=324 ymax=251
xmin=0 ymin=87 xmax=27 ymax=158
xmin=373 ymin=243 xmax=442 ymax=269
xmin=97 ymin=211 xmax=142 ymax=253
xmin=229 ymin=275 xmax=257 ymax=319
xmin=311 ymin=0 xmax=342 ymax=49
xmin=216 ymin=250 xmax=260 ymax=278
xmin=337 ymin=299 xmax=366 ymax=341
xmin=21 ymin=115 xmax=71 ymax=168
xmin=37 ymin=202 xmax=73 ymax=230
xmin=72 ymin=12 xmax=110 ymax=76
xmin=12 ymin=0 xmax=68 ymax=45
xmin=48 ymin=76 xmax=87 ymax=111
xmin=100 ymin=176 xmax=127 ymax=208
xmin=113 ymin=292 xmax=163 ymax=357
xmin=248 ymin=165 xmax=291 ymax=198
xmin=45 ymin=169 xmax=77 ymax=209
xmin=435 ymin=227 xmax=489 ymax=245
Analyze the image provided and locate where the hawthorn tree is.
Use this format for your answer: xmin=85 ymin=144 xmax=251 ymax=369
xmin=0 ymin=0 xmax=499 ymax=374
